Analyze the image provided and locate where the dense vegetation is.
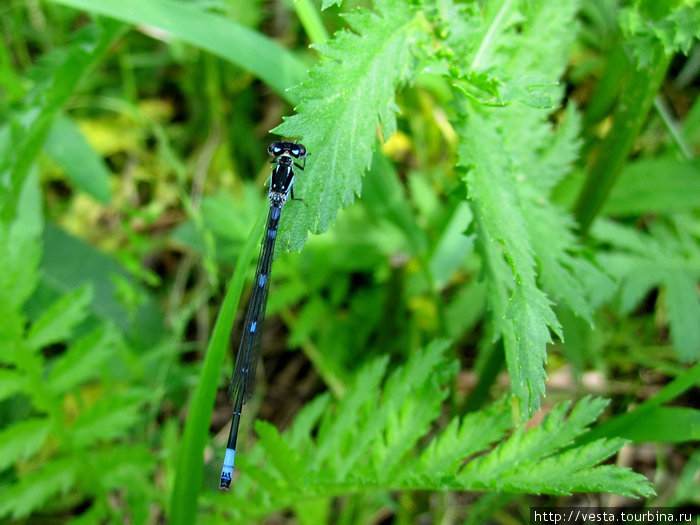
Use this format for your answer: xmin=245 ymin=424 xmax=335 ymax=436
xmin=1 ymin=0 xmax=699 ymax=523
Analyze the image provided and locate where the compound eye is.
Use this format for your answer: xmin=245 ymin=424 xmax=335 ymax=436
xmin=293 ymin=144 xmax=307 ymax=158
xmin=268 ymin=142 xmax=282 ymax=156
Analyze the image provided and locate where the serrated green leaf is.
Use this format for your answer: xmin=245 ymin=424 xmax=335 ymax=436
xmin=593 ymin=219 xmax=700 ymax=360
xmin=0 ymin=418 xmax=51 ymax=471
xmin=373 ymin=342 xmax=457 ymax=480
xmin=620 ymin=3 xmax=700 ymax=67
xmin=496 ymin=439 xmax=652 ymax=497
xmin=416 ymin=397 xmax=513 ymax=480
xmin=90 ymin=444 xmax=157 ymax=490
xmin=448 ymin=0 xmax=585 ymax=416
xmin=454 ymin=73 xmax=559 ymax=108
xmin=256 ymin=421 xmax=306 ymax=489
xmin=48 ymin=325 xmax=117 ymax=394
xmin=526 ymin=204 xmax=593 ymax=324
xmin=502 ymin=438 xmax=627 ymax=492
xmin=321 ymin=0 xmax=343 ymax=9
xmin=26 ymin=284 xmax=93 ymax=351
xmin=461 ymin=397 xmax=609 ymax=484
xmin=311 ymin=356 xmax=389 ymax=472
xmin=70 ymin=391 xmax=148 ymax=447
xmin=0 ymin=457 xmax=77 ymax=519
xmin=272 ymin=0 xmax=425 ymax=252
xmin=287 ymin=393 xmax=331 ymax=450
xmin=459 ymin=109 xmax=561 ymax=414
xmin=224 ymin=350 xmax=653 ymax=520
xmin=454 ymin=396 xmax=654 ymax=497
xmin=558 ymin=464 xmax=655 ymax=498
xmin=506 ymin=284 xmax=560 ymax=403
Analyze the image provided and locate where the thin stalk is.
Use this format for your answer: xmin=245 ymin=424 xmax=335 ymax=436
xmin=654 ymin=95 xmax=693 ymax=160
xmin=573 ymin=46 xmax=671 ymax=234
xmin=289 ymin=0 xmax=329 ymax=45
xmin=169 ymin=206 xmax=267 ymax=525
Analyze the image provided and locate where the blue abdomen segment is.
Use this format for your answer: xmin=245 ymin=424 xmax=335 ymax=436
xmin=219 ymin=447 xmax=236 ymax=489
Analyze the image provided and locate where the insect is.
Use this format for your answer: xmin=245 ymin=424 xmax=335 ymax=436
xmin=220 ymin=141 xmax=307 ymax=490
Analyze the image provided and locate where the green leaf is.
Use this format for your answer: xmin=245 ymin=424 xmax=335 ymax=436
xmin=272 ymin=0 xmax=425 ymax=251
xmin=0 ymin=369 xmax=25 ymax=402
xmin=447 ymin=0 xmax=583 ymax=415
xmin=581 ymin=363 xmax=700 ymax=445
xmin=603 ymin=157 xmax=700 ymax=216
xmin=372 ymin=341 xmax=458 ymax=481
xmin=26 ymin=284 xmax=93 ymax=351
xmin=70 ymin=391 xmax=149 ymax=447
xmin=0 ymin=418 xmax=51 ymax=471
xmin=46 ymin=0 xmax=306 ymax=104
xmin=505 ymin=284 xmax=560 ymax=404
xmin=607 ymin=406 xmax=700 ymax=443
xmin=461 ymin=397 xmax=608 ymax=484
xmin=620 ymin=2 xmax=700 ymax=67
xmin=43 ymin=115 xmax=112 ymax=203
xmin=459 ymin=109 xmax=562 ymax=415
xmin=40 ymin=222 xmax=165 ymax=347
xmin=457 ymin=397 xmax=652 ymax=497
xmin=0 ymin=20 xmax=122 ymax=221
xmin=48 ymin=325 xmax=117 ymax=394
xmin=221 ymin=347 xmax=653 ymax=521
xmin=594 ymin=219 xmax=700 ymax=361
xmin=310 ymin=355 xmax=390 ymax=473
xmin=0 ymin=457 xmax=77 ymax=519
xmin=453 ymin=72 xmax=559 ymax=108
xmin=500 ymin=446 xmax=652 ymax=497
xmin=0 ymin=172 xmax=42 ymax=312
xmin=286 ymin=393 xmax=332 ymax=450
xmin=664 ymin=269 xmax=700 ymax=360
xmin=256 ymin=422 xmax=306 ymax=489
xmin=321 ymin=0 xmax=343 ymax=10
xmin=416 ymin=397 xmax=513 ymax=480
xmin=668 ymin=448 xmax=700 ymax=506
xmin=526 ymin=204 xmax=594 ymax=324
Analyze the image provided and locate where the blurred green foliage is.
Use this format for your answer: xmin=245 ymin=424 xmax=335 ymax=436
xmin=0 ymin=0 xmax=699 ymax=523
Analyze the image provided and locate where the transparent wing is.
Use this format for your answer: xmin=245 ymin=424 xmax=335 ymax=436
xmin=227 ymin=204 xmax=280 ymax=405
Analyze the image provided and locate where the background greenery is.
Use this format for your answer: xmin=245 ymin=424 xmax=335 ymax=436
xmin=1 ymin=0 xmax=699 ymax=523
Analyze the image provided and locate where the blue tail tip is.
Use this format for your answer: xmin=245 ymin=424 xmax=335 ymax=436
xmin=219 ymin=448 xmax=235 ymax=490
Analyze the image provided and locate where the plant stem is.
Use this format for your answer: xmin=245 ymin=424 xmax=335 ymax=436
xmin=289 ymin=0 xmax=329 ymax=45
xmin=573 ymin=47 xmax=671 ymax=234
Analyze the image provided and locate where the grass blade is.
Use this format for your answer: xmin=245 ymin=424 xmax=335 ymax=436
xmin=47 ymin=0 xmax=307 ymax=104
xmin=169 ymin=206 xmax=267 ymax=525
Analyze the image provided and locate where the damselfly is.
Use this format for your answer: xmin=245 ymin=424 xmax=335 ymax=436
xmin=219 ymin=141 xmax=307 ymax=490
